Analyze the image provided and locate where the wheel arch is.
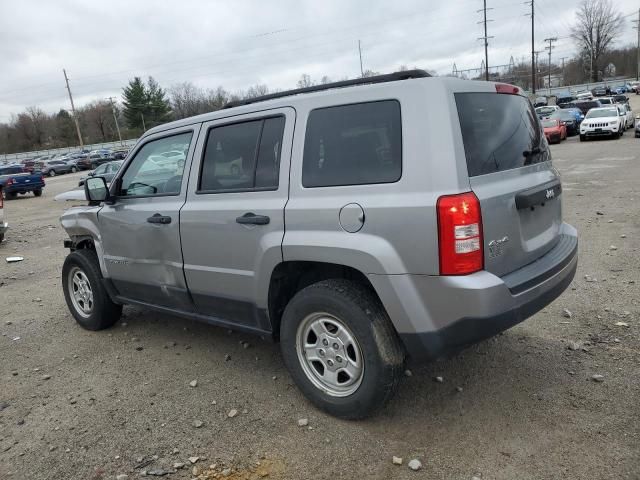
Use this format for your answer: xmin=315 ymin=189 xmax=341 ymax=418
xmin=267 ymin=261 xmax=384 ymax=339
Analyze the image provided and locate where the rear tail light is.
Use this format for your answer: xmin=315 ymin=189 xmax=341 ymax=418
xmin=39 ymin=175 xmax=45 ymax=185
xmin=495 ymin=83 xmax=521 ymax=95
xmin=437 ymin=192 xmax=484 ymax=275
xmin=6 ymin=178 xmax=14 ymax=186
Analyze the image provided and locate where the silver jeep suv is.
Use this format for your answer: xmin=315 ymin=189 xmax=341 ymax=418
xmin=60 ymin=71 xmax=578 ymax=419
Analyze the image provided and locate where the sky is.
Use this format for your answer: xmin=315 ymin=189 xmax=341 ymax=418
xmin=0 ymin=0 xmax=638 ymax=121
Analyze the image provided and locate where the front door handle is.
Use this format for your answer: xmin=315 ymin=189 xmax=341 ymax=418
xmin=236 ymin=212 xmax=270 ymax=225
xmin=147 ymin=213 xmax=172 ymax=224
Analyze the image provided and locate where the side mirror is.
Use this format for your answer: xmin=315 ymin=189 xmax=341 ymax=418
xmin=84 ymin=176 xmax=109 ymax=203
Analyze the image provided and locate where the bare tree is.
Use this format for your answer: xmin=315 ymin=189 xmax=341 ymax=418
xmin=296 ymin=74 xmax=315 ymax=88
xmin=571 ymin=0 xmax=624 ymax=82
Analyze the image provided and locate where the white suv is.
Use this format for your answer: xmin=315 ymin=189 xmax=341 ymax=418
xmin=579 ymin=106 xmax=623 ymax=141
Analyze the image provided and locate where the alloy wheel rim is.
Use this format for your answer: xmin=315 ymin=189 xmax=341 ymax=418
xmin=68 ymin=267 xmax=93 ymax=318
xmin=296 ymin=312 xmax=364 ymax=397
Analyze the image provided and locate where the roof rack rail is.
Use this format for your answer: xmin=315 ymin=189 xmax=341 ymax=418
xmin=223 ymin=69 xmax=431 ymax=109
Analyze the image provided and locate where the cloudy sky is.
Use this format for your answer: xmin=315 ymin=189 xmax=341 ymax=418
xmin=0 ymin=0 xmax=637 ymax=120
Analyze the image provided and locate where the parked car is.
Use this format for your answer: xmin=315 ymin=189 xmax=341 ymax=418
xmin=575 ymin=90 xmax=593 ymax=100
xmin=110 ymin=149 xmax=129 ymax=160
xmin=0 ymin=185 xmax=7 ymax=242
xmin=570 ymin=99 xmax=602 ymax=116
xmin=78 ymin=153 xmax=112 ymax=170
xmin=592 ymin=86 xmax=608 ymax=96
xmin=549 ymin=110 xmax=579 ymax=136
xmin=78 ymin=160 xmax=123 ymax=187
xmin=556 ymin=94 xmax=575 ymax=107
xmin=579 ymin=106 xmax=623 ymax=141
xmin=0 ymin=165 xmax=46 ymax=199
xmin=541 ymin=118 xmax=566 ymax=143
xmin=598 ymin=97 xmax=613 ymax=105
xmin=612 ymin=94 xmax=628 ymax=104
xmin=635 ymin=118 xmax=640 ymax=138
xmin=20 ymin=158 xmax=36 ymax=173
xmin=620 ymin=103 xmax=634 ymax=129
xmin=37 ymin=160 xmax=74 ymax=177
xmin=560 ymin=106 xmax=585 ymax=124
xmin=59 ymin=72 xmax=578 ymax=419
xmin=534 ymin=96 xmax=548 ymax=107
xmin=535 ymin=105 xmax=559 ymax=119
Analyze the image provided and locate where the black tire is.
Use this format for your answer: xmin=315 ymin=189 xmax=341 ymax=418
xmin=62 ymin=249 xmax=122 ymax=331
xmin=71 ymin=166 xmax=78 ymax=173
xmin=280 ymin=279 xmax=404 ymax=420
xmin=0 ymin=233 xmax=4 ymax=243
xmin=4 ymin=191 xmax=17 ymax=200
xmin=48 ymin=170 xmax=56 ymax=177
xmin=579 ymin=135 xmax=586 ymax=142
xmin=33 ymin=189 xmax=42 ymax=197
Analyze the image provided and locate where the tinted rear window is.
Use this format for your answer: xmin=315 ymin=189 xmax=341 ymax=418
xmin=455 ymin=93 xmax=548 ymax=177
xmin=302 ymin=100 xmax=401 ymax=187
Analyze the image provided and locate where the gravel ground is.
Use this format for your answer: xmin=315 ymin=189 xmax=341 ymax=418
xmin=1 ymin=100 xmax=639 ymax=479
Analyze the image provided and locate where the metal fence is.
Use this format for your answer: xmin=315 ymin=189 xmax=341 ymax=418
xmin=1 ymin=138 xmax=139 ymax=164
xmin=531 ymin=76 xmax=637 ymax=97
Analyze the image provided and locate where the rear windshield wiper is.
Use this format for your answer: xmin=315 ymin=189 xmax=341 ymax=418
xmin=523 ymin=147 xmax=542 ymax=165
xmin=523 ymin=147 xmax=541 ymax=157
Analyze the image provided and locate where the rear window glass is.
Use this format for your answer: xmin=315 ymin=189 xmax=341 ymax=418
xmin=455 ymin=93 xmax=549 ymax=177
xmin=302 ymin=100 xmax=402 ymax=187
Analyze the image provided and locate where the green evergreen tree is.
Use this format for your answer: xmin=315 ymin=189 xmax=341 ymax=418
xmin=146 ymin=76 xmax=171 ymax=127
xmin=122 ymin=77 xmax=148 ymax=130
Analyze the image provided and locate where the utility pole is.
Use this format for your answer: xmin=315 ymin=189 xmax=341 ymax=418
xmin=477 ymin=0 xmax=494 ymax=81
xmin=358 ymin=40 xmax=364 ymax=78
xmin=107 ymin=97 xmax=123 ymax=146
xmin=525 ymin=0 xmax=535 ymax=93
xmin=633 ymin=9 xmax=640 ymax=81
xmin=544 ymin=37 xmax=557 ymax=94
xmin=63 ymin=69 xmax=83 ymax=149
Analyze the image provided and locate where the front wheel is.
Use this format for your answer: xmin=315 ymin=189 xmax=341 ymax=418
xmin=48 ymin=170 xmax=56 ymax=177
xmin=71 ymin=166 xmax=78 ymax=173
xmin=280 ymin=279 xmax=404 ymax=419
xmin=62 ymin=249 xmax=122 ymax=331
xmin=579 ymin=135 xmax=586 ymax=142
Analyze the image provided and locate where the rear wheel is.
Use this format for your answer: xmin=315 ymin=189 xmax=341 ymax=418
xmin=33 ymin=189 xmax=42 ymax=197
xmin=280 ymin=279 xmax=404 ymax=419
xmin=4 ymin=191 xmax=17 ymax=200
xmin=62 ymin=249 xmax=122 ymax=331
xmin=71 ymin=166 xmax=78 ymax=173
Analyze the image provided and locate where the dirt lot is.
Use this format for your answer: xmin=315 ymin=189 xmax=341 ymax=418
xmin=1 ymin=104 xmax=639 ymax=480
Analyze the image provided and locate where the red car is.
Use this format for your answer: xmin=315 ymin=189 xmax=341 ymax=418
xmin=542 ymin=118 xmax=567 ymax=144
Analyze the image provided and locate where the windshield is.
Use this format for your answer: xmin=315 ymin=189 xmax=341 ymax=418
xmin=455 ymin=92 xmax=548 ymax=177
xmin=586 ymin=108 xmax=618 ymax=119
xmin=541 ymin=119 xmax=558 ymax=128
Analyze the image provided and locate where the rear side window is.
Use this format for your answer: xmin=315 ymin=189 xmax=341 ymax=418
xmin=455 ymin=93 xmax=549 ymax=177
xmin=199 ymin=116 xmax=285 ymax=192
xmin=302 ymin=100 xmax=402 ymax=187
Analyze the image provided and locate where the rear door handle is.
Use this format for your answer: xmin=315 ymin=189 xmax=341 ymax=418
xmin=147 ymin=213 xmax=172 ymax=224
xmin=236 ymin=212 xmax=270 ymax=225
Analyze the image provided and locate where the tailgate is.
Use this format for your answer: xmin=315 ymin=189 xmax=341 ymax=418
xmin=11 ymin=173 xmax=39 ymax=187
xmin=456 ymin=91 xmax=562 ymax=277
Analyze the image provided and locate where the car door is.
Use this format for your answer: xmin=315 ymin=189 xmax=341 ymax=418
xmin=180 ymin=108 xmax=294 ymax=333
xmin=98 ymin=126 xmax=200 ymax=310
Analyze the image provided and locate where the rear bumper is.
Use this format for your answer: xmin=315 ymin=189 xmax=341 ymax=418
xmin=6 ymin=183 xmax=45 ymax=194
xmin=369 ymin=223 xmax=578 ymax=362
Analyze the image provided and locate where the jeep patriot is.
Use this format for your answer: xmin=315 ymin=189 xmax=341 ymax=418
xmin=60 ymin=70 xmax=578 ymax=419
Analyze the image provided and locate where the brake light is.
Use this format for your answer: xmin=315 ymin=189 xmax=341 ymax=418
xmin=437 ymin=192 xmax=483 ymax=275
xmin=495 ymin=83 xmax=520 ymax=95
xmin=40 ymin=175 xmax=45 ymax=185
xmin=6 ymin=178 xmax=14 ymax=186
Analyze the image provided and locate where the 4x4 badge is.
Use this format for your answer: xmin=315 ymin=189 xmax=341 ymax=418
xmin=546 ymin=188 xmax=555 ymax=199
xmin=488 ymin=236 xmax=509 ymax=258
